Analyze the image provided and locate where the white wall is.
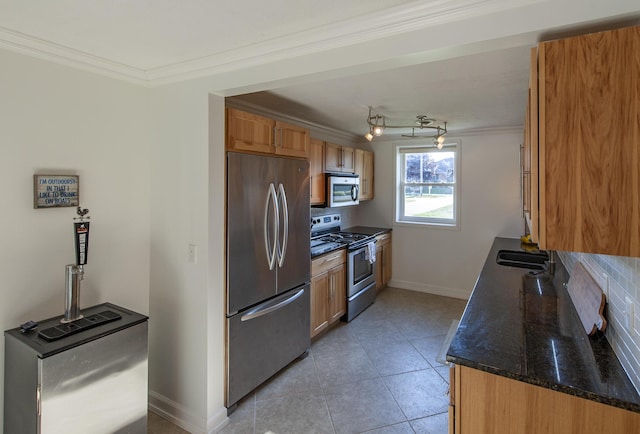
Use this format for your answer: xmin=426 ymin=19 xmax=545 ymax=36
xmin=357 ymin=130 xmax=524 ymax=299
xmin=0 ymin=49 xmax=151 ymax=430
xmin=147 ymin=82 xmax=227 ymax=432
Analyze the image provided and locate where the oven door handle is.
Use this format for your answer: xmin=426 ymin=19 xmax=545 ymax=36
xmin=351 ymin=184 xmax=359 ymax=201
xmin=276 ymin=183 xmax=289 ymax=268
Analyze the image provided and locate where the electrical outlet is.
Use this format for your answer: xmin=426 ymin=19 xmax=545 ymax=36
xmin=188 ymin=244 xmax=197 ymax=264
xmin=625 ymin=296 xmax=635 ymax=333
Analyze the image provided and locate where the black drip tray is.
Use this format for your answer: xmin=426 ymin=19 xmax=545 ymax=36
xmin=37 ymin=310 xmax=122 ymax=341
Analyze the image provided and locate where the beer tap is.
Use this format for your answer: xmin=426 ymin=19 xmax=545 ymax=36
xmin=61 ymin=206 xmax=90 ymax=323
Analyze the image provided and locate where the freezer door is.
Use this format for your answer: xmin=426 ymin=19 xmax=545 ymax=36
xmin=227 ymin=152 xmax=278 ymax=314
xmin=275 ymin=157 xmax=310 ymax=294
xmin=226 ymin=284 xmax=310 ymax=407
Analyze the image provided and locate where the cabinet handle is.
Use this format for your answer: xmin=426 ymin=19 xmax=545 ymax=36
xmin=310 ymin=175 xmax=313 ymax=197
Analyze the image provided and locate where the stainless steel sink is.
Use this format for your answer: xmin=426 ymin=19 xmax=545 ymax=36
xmin=496 ymin=250 xmax=549 ymax=270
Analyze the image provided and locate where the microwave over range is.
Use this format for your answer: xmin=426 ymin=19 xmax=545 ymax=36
xmin=326 ymin=174 xmax=359 ymax=207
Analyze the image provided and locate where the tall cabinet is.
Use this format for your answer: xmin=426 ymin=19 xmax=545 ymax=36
xmin=309 ymin=138 xmax=326 ymax=205
xmin=525 ymin=25 xmax=640 ymax=257
xmin=355 ymin=149 xmax=374 ymax=201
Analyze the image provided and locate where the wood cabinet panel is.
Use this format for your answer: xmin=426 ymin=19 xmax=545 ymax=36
xmin=275 ymin=120 xmax=309 ymax=158
xmin=375 ymin=233 xmax=392 ymax=291
xmin=325 ymin=142 xmax=355 ymax=173
xmin=310 ymin=138 xmax=325 ymax=205
xmin=529 ymin=25 xmax=640 ymax=256
xmin=311 ymin=250 xmax=346 ymax=338
xmin=454 ymin=365 xmax=640 ymax=434
xmin=226 ymin=108 xmax=310 ymax=159
xmin=311 ymin=273 xmax=329 ymax=336
xmin=327 ymin=263 xmax=346 ymax=323
xmin=226 ymin=108 xmax=275 ymax=154
xmin=355 ymin=149 xmax=374 ymax=201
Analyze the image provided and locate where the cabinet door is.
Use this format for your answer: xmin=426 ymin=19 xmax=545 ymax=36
xmin=341 ymin=146 xmax=355 ymax=173
xmin=539 ymin=26 xmax=640 ymax=256
xmin=311 ymin=272 xmax=329 ymax=337
xmin=310 ymin=139 xmax=325 ymax=205
xmin=455 ymin=365 xmax=640 ymax=434
xmin=375 ymin=233 xmax=392 ymax=290
xmin=325 ymin=142 xmax=342 ymax=172
xmin=328 ymin=263 xmax=346 ymax=323
xmin=275 ymin=120 xmax=309 ymax=159
xmin=356 ymin=150 xmax=374 ymax=200
xmin=382 ymin=242 xmax=392 ymax=286
xmin=375 ymin=244 xmax=384 ymax=291
xmin=226 ymin=108 xmax=275 ymax=154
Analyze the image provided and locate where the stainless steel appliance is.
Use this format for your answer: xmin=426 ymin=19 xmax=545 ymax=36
xmin=310 ymin=214 xmax=376 ymax=321
xmin=327 ymin=174 xmax=359 ymax=207
xmin=226 ymin=152 xmax=311 ymax=409
xmin=4 ymin=303 xmax=148 ymax=434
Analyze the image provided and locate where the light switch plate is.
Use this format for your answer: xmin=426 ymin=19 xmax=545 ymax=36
xmin=188 ymin=244 xmax=197 ymax=264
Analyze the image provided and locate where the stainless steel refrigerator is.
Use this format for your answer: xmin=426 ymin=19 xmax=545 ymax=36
xmin=226 ymin=152 xmax=310 ymax=408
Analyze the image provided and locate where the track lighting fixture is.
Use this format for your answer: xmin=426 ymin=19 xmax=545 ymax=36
xmin=364 ymin=106 xmax=448 ymax=147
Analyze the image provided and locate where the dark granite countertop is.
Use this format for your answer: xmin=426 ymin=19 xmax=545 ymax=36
xmin=446 ymin=237 xmax=640 ymax=412
xmin=342 ymin=226 xmax=391 ymax=237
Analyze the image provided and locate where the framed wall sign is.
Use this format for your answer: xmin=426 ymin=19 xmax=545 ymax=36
xmin=33 ymin=175 xmax=80 ymax=208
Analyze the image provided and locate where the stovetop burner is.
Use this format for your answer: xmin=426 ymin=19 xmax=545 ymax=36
xmin=311 ymin=214 xmax=376 ymax=256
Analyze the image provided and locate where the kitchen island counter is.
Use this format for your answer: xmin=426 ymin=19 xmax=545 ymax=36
xmin=447 ymin=237 xmax=640 ymax=412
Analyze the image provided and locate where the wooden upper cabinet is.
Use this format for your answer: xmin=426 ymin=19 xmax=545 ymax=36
xmin=275 ymin=120 xmax=310 ymax=158
xmin=325 ymin=142 xmax=355 ymax=173
xmin=309 ymin=138 xmax=326 ymax=205
xmin=226 ymin=108 xmax=275 ymax=154
xmin=355 ymin=149 xmax=374 ymax=201
xmin=226 ymin=108 xmax=310 ymax=159
xmin=535 ymin=25 xmax=640 ymax=257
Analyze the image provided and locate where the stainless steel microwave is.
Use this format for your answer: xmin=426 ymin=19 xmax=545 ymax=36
xmin=327 ymin=174 xmax=359 ymax=207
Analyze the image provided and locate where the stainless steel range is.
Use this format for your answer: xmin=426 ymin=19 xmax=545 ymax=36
xmin=311 ymin=214 xmax=377 ymax=321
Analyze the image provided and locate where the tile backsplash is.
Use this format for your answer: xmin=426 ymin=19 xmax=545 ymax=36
xmin=558 ymin=251 xmax=640 ymax=393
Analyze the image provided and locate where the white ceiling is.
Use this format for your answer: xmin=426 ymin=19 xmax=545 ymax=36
xmin=1 ymin=0 xmax=639 ymax=137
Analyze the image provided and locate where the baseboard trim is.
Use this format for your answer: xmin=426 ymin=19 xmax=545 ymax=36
xmin=149 ymin=390 xmax=225 ymax=434
xmin=207 ymin=407 xmax=230 ymax=434
xmin=388 ymin=278 xmax=470 ymax=300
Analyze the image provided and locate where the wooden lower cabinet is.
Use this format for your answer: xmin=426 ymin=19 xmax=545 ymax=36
xmin=310 ymin=250 xmax=346 ymax=338
xmin=375 ymin=232 xmax=392 ymax=291
xmin=450 ymin=364 xmax=640 ymax=434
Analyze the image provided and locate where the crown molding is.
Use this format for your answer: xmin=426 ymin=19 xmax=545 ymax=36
xmin=0 ymin=0 xmax=538 ymax=87
xmin=0 ymin=26 xmax=148 ymax=85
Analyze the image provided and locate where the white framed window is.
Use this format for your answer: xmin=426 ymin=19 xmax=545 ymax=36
xmin=396 ymin=141 xmax=460 ymax=228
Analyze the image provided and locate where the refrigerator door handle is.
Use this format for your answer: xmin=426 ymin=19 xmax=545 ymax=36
xmin=264 ymin=183 xmax=279 ymax=270
xmin=240 ymin=288 xmax=304 ymax=322
xmin=277 ymin=183 xmax=289 ymax=268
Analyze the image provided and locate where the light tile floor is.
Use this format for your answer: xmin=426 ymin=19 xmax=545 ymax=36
xmin=151 ymin=287 xmax=466 ymax=434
